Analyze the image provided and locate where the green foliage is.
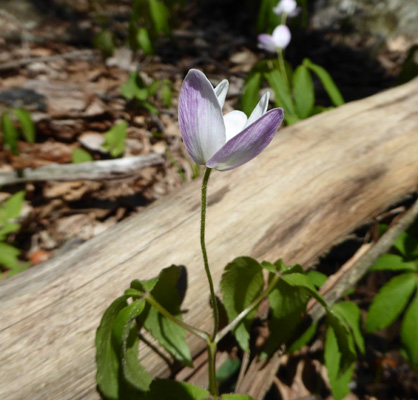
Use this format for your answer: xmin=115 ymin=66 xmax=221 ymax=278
xmin=103 ymin=122 xmax=128 ymax=157
xmin=146 ymin=380 xmax=210 ymax=400
xmin=220 ymin=257 xmax=264 ymax=352
xmin=287 ymin=322 xmax=318 ymax=353
xmin=400 ymin=291 xmax=418 ymax=365
xmin=136 ymin=27 xmax=154 ymax=55
xmin=306 ymin=270 xmax=328 ymax=288
xmin=2 ymin=111 xmax=19 ymax=155
xmin=369 ymin=253 xmax=417 ymax=272
xmin=221 ymin=395 xmax=255 ymax=400
xmin=13 ymin=108 xmax=35 ymax=144
xmin=72 ymin=148 xmax=93 ymax=163
xmin=256 ymin=0 xmax=281 ymax=32
xmin=216 ymin=358 xmax=241 ymax=384
xmin=242 ymin=58 xmax=344 ymax=125
xmin=0 ymin=191 xmax=28 ymax=276
xmin=93 ymin=29 xmax=116 ymax=57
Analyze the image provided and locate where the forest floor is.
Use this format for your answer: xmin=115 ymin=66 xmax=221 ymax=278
xmin=0 ymin=0 xmax=417 ymax=399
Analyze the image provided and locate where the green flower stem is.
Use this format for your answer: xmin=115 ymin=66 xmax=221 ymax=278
xmin=207 ymin=340 xmax=219 ymax=397
xmin=214 ymin=273 xmax=281 ymax=344
xmin=145 ymin=293 xmax=209 ymax=342
xmin=277 ymin=48 xmax=289 ymax=90
xmin=201 ymin=167 xmax=219 ymax=337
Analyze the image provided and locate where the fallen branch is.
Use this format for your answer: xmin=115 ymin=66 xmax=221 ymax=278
xmin=0 ymin=153 xmax=164 ymax=185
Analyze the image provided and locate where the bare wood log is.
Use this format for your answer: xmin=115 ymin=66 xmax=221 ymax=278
xmin=1 ymin=78 xmax=418 ymax=400
xmin=0 ymin=154 xmax=164 ymax=185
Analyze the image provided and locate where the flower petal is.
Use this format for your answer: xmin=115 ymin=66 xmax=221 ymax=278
xmin=258 ymin=34 xmax=278 ymax=53
xmin=272 ymin=25 xmax=291 ymax=49
xmin=207 ymin=108 xmax=284 ymax=171
xmin=223 ymin=110 xmax=248 ymax=141
xmin=214 ymin=79 xmax=229 ymax=108
xmin=178 ymin=69 xmax=226 ymax=165
xmin=244 ymin=92 xmax=270 ymax=129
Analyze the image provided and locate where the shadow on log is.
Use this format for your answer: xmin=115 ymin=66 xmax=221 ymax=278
xmin=1 ymin=78 xmax=418 ymax=400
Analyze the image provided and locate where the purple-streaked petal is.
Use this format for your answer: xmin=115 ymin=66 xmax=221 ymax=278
xmin=258 ymin=34 xmax=278 ymax=53
xmin=207 ymin=108 xmax=284 ymax=171
xmin=178 ymin=69 xmax=226 ymax=165
xmin=223 ymin=110 xmax=248 ymax=141
xmin=272 ymin=25 xmax=291 ymax=49
xmin=214 ymin=79 xmax=229 ymax=109
xmin=244 ymin=92 xmax=270 ymax=129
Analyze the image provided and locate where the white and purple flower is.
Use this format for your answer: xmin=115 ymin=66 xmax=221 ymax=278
xmin=178 ymin=69 xmax=284 ymax=171
xmin=258 ymin=25 xmax=291 ymax=53
xmin=273 ymin=0 xmax=300 ymax=17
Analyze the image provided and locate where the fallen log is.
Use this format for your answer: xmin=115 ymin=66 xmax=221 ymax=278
xmin=1 ymin=78 xmax=418 ymax=400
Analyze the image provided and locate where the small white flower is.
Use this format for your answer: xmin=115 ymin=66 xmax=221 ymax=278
xmin=258 ymin=25 xmax=291 ymax=53
xmin=273 ymin=0 xmax=300 ymax=17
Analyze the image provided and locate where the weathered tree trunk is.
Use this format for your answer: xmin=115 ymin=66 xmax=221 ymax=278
xmin=1 ymin=78 xmax=418 ymax=400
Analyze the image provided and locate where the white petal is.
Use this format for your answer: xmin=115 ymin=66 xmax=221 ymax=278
xmin=223 ymin=111 xmax=248 ymax=142
xmin=244 ymin=92 xmax=270 ymax=129
xmin=214 ymin=79 xmax=229 ymax=109
xmin=272 ymin=25 xmax=291 ymax=49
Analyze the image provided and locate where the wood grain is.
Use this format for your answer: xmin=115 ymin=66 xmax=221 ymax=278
xmin=1 ymin=78 xmax=418 ymax=400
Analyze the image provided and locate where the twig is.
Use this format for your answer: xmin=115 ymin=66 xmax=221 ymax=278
xmin=0 ymin=154 xmax=164 ymax=185
xmin=0 ymin=50 xmax=97 ymax=71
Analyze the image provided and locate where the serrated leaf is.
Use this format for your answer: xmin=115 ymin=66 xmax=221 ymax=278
xmin=288 ymin=322 xmax=318 ymax=353
xmin=261 ymin=278 xmax=309 ymax=358
xmin=324 ymin=325 xmax=354 ymax=400
xmin=149 ymin=0 xmax=170 ymax=35
xmin=281 ymin=273 xmax=327 ymax=307
xmin=141 ymin=265 xmax=192 ymax=367
xmin=1 ymin=111 xmax=19 ymax=155
xmin=13 ymin=108 xmax=35 ymax=144
xmin=136 ymin=27 xmax=154 ymax=55
xmin=366 ymin=272 xmax=417 ymax=333
xmin=103 ymin=121 xmax=127 ymax=157
xmin=303 ymin=58 xmax=344 ymax=107
xmin=333 ymin=301 xmax=365 ymax=354
xmin=221 ymin=395 xmax=256 ymax=400
xmin=112 ymin=299 xmax=152 ymax=392
xmin=147 ymin=379 xmax=210 ymax=400
xmin=306 ymin=270 xmax=328 ymax=288
xmin=293 ymin=65 xmax=315 ymax=119
xmin=241 ymin=72 xmax=262 ymax=117
xmin=220 ymin=257 xmax=264 ymax=352
xmin=265 ymin=69 xmax=296 ymax=117
xmin=96 ymin=294 xmax=132 ymax=399
xmin=369 ymin=253 xmax=417 ymax=272
xmin=401 ymin=289 xmax=418 ymax=366
xmin=72 ymin=148 xmax=93 ymax=163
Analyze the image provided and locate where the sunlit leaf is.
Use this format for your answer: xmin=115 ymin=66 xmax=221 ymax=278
xmin=401 ymin=289 xmax=418 ymax=366
xmin=72 ymin=148 xmax=93 ymax=163
xmin=1 ymin=111 xmax=19 ymax=155
xmin=103 ymin=121 xmax=128 ymax=157
xmin=293 ymin=65 xmax=315 ymax=119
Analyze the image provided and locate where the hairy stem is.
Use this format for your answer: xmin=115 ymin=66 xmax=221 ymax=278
xmin=207 ymin=340 xmax=219 ymax=397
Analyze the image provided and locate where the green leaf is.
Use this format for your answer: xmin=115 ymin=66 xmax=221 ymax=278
xmin=0 ymin=242 xmax=21 ymax=270
xmin=0 ymin=222 xmax=20 ymax=241
xmin=324 ymin=325 xmax=355 ymax=400
xmin=265 ymin=69 xmax=296 ymax=117
xmin=96 ymin=294 xmax=132 ymax=399
xmin=261 ymin=278 xmax=309 ymax=358
xmin=136 ymin=28 xmax=154 ymax=56
xmin=1 ymin=111 xmax=19 ymax=155
xmin=3 ymin=191 xmax=25 ymax=220
xmin=293 ymin=65 xmax=315 ymax=119
xmin=369 ymin=253 xmax=417 ymax=272
xmin=72 ymin=148 xmax=93 ymax=163
xmin=241 ymin=72 xmax=262 ymax=117
xmin=93 ymin=29 xmax=115 ymax=58
xmin=149 ymin=0 xmax=170 ymax=35
xmin=103 ymin=121 xmax=128 ymax=157
xmin=216 ymin=358 xmax=241 ymax=383
xmin=393 ymin=232 xmax=418 ymax=258
xmin=333 ymin=301 xmax=365 ymax=354
xmin=401 ymin=290 xmax=418 ymax=366
xmin=306 ymin=270 xmax=328 ymax=288
xmin=147 ymin=379 xmax=210 ymax=400
xmin=281 ymin=273 xmax=327 ymax=307
xmin=221 ymin=395 xmax=256 ymax=400
xmin=13 ymin=108 xmax=35 ymax=144
xmin=220 ymin=257 xmax=264 ymax=352
xmin=366 ymin=272 xmax=417 ymax=332
xmin=288 ymin=322 xmax=318 ymax=353
xmin=303 ymin=58 xmax=344 ymax=107
xmin=160 ymin=83 xmax=172 ymax=108
xmin=112 ymin=299 xmax=152 ymax=391
xmin=141 ymin=265 xmax=193 ymax=367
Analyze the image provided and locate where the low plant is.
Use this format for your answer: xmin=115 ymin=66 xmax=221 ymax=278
xmin=1 ymin=108 xmax=35 ymax=155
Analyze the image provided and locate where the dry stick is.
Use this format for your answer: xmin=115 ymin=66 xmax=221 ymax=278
xmin=237 ymin=197 xmax=418 ymax=399
xmin=0 ymin=153 xmax=164 ymax=186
